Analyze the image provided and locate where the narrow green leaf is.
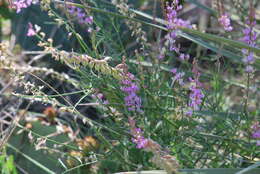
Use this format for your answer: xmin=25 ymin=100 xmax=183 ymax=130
xmin=114 ymin=168 xmax=260 ymax=174
xmin=6 ymin=144 xmax=56 ymax=174
xmin=181 ymin=27 xmax=260 ymax=55
xmin=185 ymin=0 xmax=217 ymax=15
xmin=130 ymin=9 xmax=260 ymax=55
xmin=178 ymin=31 xmax=244 ymax=63
xmin=235 ymin=162 xmax=260 ymax=174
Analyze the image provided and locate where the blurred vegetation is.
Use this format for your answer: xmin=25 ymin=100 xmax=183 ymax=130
xmin=0 ymin=0 xmax=260 ymax=173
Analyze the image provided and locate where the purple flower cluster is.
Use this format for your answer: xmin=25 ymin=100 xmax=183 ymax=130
xmin=252 ymin=130 xmax=260 ymax=139
xmin=27 ymin=22 xmax=40 ymax=37
xmin=166 ymin=0 xmax=191 ymax=30
xmin=170 ymin=68 xmax=185 ymax=86
xmin=251 ymin=122 xmax=260 ymax=146
xmin=12 ymin=0 xmax=38 ymax=13
xmin=165 ymin=0 xmax=191 ymax=60
xmin=128 ymin=117 xmax=148 ymax=149
xmin=131 ymin=128 xmax=148 ymax=149
xmin=67 ymin=1 xmax=94 ymax=32
xmin=120 ymin=72 xmax=142 ymax=112
xmin=27 ymin=22 xmax=37 ymax=37
xmin=188 ymin=78 xmax=204 ymax=109
xmin=241 ymin=10 xmax=257 ymax=73
xmin=218 ymin=14 xmax=233 ymax=31
xmin=165 ymin=1 xmax=204 ymax=116
xmin=186 ymin=67 xmax=204 ymax=116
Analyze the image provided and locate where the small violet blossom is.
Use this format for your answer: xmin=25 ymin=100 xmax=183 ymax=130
xmin=218 ymin=14 xmax=233 ymax=31
xmin=128 ymin=117 xmax=148 ymax=149
xmin=165 ymin=0 xmax=191 ymax=60
xmin=186 ymin=66 xmax=204 ymax=116
xmin=171 ymin=68 xmax=185 ymax=86
xmin=27 ymin=22 xmax=37 ymax=37
xmin=12 ymin=0 xmax=38 ymax=13
xmin=67 ymin=1 xmax=94 ymax=32
xmin=252 ymin=121 xmax=260 ymax=146
xmin=120 ymin=72 xmax=142 ymax=113
xmin=128 ymin=119 xmax=179 ymax=172
xmin=241 ymin=9 xmax=257 ymax=73
xmin=166 ymin=1 xmax=204 ymax=117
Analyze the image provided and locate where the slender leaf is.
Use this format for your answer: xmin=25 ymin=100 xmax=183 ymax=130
xmin=130 ymin=9 xmax=260 ymax=55
xmin=236 ymin=162 xmax=260 ymax=174
xmin=6 ymin=144 xmax=56 ymax=174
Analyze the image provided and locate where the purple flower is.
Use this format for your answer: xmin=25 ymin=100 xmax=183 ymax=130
xmin=188 ymin=82 xmax=204 ymax=110
xmin=179 ymin=53 xmax=185 ymax=60
xmin=129 ymin=118 xmax=148 ymax=149
xmin=171 ymin=68 xmax=185 ymax=86
xmin=252 ymin=129 xmax=260 ymax=139
xmin=251 ymin=121 xmax=260 ymax=146
xmin=120 ymin=72 xmax=142 ymax=112
xmin=131 ymin=127 xmax=148 ymax=149
xmin=185 ymin=110 xmax=193 ymax=117
xmin=245 ymin=65 xmax=253 ymax=73
xmin=134 ymin=137 xmax=148 ymax=149
xmin=85 ymin=16 xmax=94 ymax=25
xmin=170 ymin=68 xmax=177 ymax=74
xmin=67 ymin=0 xmax=94 ymax=29
xmin=218 ymin=14 xmax=233 ymax=31
xmin=241 ymin=8 xmax=257 ymax=73
xmin=186 ymin=66 xmax=204 ymax=115
xmin=252 ymin=122 xmax=260 ymax=138
xmin=251 ymin=121 xmax=259 ymax=130
xmin=12 ymin=0 xmax=38 ymax=13
xmin=165 ymin=1 xmax=191 ymax=60
xmin=87 ymin=28 xmax=93 ymax=33
xmin=179 ymin=53 xmax=190 ymax=61
xmin=27 ymin=22 xmax=37 ymax=37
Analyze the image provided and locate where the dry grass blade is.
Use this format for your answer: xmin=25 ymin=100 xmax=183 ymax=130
xmin=0 ymin=103 xmax=30 ymax=151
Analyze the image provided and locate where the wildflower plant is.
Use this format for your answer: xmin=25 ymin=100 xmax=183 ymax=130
xmin=0 ymin=0 xmax=260 ymax=173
